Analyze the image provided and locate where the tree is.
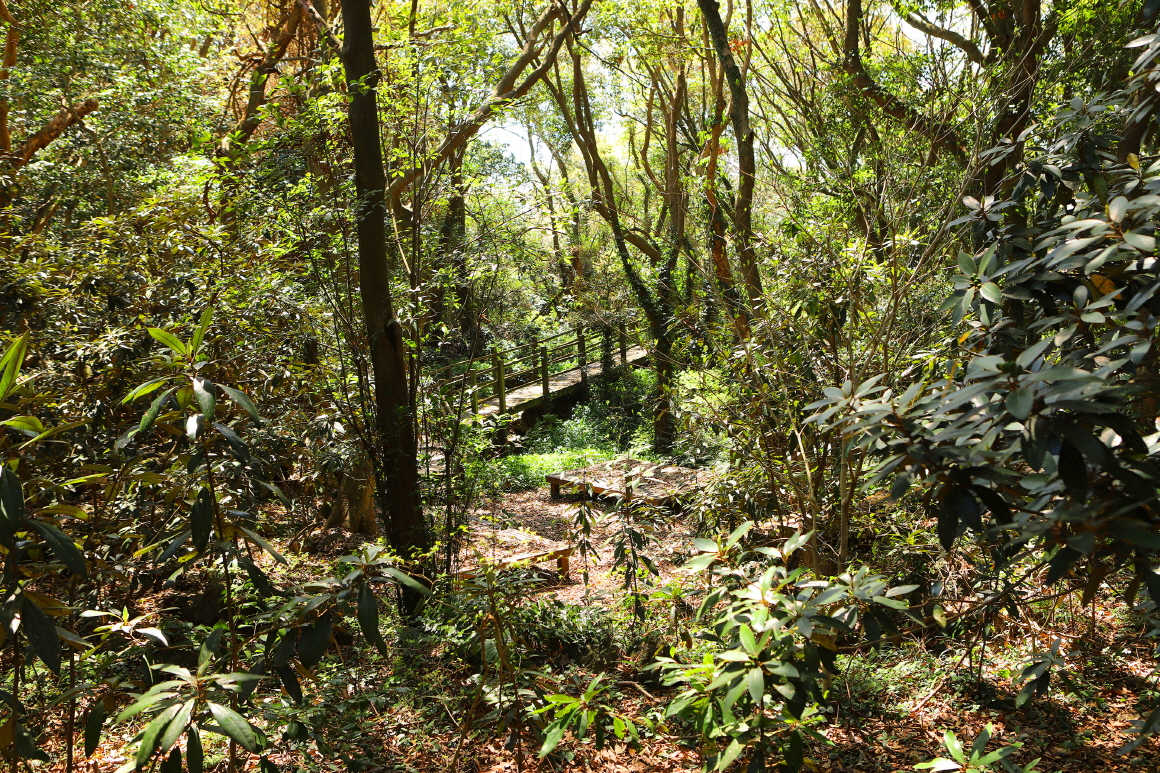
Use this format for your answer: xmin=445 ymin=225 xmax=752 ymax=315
xmin=339 ymin=0 xmax=430 ymax=578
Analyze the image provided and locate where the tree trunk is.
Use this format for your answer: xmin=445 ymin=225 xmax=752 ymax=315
xmin=339 ymin=0 xmax=429 ymax=586
xmin=698 ymin=0 xmax=763 ymax=305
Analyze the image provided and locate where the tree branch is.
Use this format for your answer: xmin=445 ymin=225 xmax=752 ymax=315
xmin=14 ymin=99 xmax=99 ymax=170
xmin=843 ymin=0 xmax=966 ymax=161
xmin=384 ymin=0 xmax=593 ymax=225
xmin=899 ymin=8 xmax=985 ymax=66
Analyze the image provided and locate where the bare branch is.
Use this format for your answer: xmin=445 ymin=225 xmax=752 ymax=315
xmin=899 ymin=8 xmax=985 ymax=66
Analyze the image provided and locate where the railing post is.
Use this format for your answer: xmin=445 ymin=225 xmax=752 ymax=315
xmin=619 ymin=324 xmax=627 ymax=363
xmin=540 ymin=346 xmax=550 ymax=400
xmin=577 ymin=326 xmax=587 ymax=385
xmin=492 ymin=346 xmax=506 ymax=413
xmin=469 ymin=369 xmax=478 ymax=414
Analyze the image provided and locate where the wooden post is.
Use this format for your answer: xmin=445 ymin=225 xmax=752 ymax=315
xmin=577 ymin=326 xmax=587 ymax=385
xmin=619 ymin=325 xmax=628 ymax=363
xmin=468 ymin=369 xmax=478 ymax=414
xmin=540 ymin=346 xmax=550 ymax=400
xmin=492 ymin=346 xmax=506 ymax=413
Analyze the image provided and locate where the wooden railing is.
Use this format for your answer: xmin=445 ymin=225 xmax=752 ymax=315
xmin=426 ymin=324 xmax=639 ymax=413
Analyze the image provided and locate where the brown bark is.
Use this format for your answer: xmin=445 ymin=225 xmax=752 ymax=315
xmin=220 ymin=4 xmax=303 ymax=155
xmin=339 ymin=0 xmax=429 ymax=583
xmin=700 ymin=39 xmax=748 ymax=338
xmin=698 ymin=0 xmax=764 ymax=303
xmin=842 ymin=0 xmax=966 ymax=161
xmin=14 ymin=100 xmax=99 ymax=168
xmin=980 ymin=4 xmax=1054 ymax=194
xmin=0 ymin=9 xmax=18 ymax=155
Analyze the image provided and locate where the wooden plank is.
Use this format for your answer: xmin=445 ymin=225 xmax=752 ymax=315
xmin=545 ymin=458 xmax=708 ymax=506
xmin=458 ymin=546 xmax=574 ymax=578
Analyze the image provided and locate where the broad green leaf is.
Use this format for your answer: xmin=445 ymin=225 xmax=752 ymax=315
xmin=381 ymin=566 xmax=430 ymax=596
xmin=121 ymin=377 xmax=169 ymax=405
xmin=207 ymin=703 xmax=259 ymax=752
xmin=1005 ymin=387 xmax=1034 ymax=420
xmin=0 ymin=466 xmax=24 ymax=543
xmin=192 ymin=378 xmax=215 ymax=423
xmin=746 ymin=667 xmax=764 ymax=703
xmin=148 ymin=328 xmax=187 ymax=357
xmin=27 ymin=519 xmax=87 ymax=577
xmin=0 ymin=332 xmax=29 ymax=401
xmin=136 ymin=703 xmax=182 ymax=769
xmin=357 ymin=582 xmax=388 ymax=655
xmin=539 ymin=722 xmax=567 ymax=757
xmin=238 ymin=526 xmax=286 ymax=564
xmin=84 ymin=701 xmax=107 ymax=756
xmin=186 ymin=726 xmax=204 ymax=773
xmin=0 ymin=415 xmax=44 ymax=434
xmin=190 ymin=307 xmax=213 ymax=357
xmin=139 ymin=388 xmax=175 ymax=434
xmin=22 ymin=593 xmax=61 ymax=674
xmin=220 ymin=385 xmax=264 ymax=427
xmin=191 ymin=488 xmax=213 ymax=554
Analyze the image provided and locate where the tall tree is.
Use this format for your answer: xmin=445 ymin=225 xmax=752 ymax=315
xmin=338 ymin=0 xmax=430 ymax=580
xmin=698 ymin=0 xmax=763 ymax=304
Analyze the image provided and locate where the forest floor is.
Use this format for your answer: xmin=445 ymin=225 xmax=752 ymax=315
xmin=275 ymin=487 xmax=1160 ymax=773
xmin=44 ymin=486 xmax=1160 ymax=773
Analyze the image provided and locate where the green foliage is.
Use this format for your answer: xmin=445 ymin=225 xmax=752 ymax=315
xmin=916 ymin=723 xmax=1037 ymax=773
xmin=656 ymin=524 xmax=922 ymax=772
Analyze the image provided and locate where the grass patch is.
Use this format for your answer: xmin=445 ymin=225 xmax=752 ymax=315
xmin=491 ymin=447 xmax=617 ymax=491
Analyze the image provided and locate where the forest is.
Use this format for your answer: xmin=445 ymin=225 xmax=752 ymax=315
xmin=2 ymin=0 xmax=1160 ymax=770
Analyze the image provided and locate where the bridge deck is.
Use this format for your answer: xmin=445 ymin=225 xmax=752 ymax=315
xmin=478 ymin=345 xmax=648 ymax=417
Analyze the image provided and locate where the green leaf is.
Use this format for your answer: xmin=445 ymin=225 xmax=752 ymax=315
xmin=191 ymin=488 xmax=214 ymax=554
xmin=718 ymin=738 xmax=746 ymax=770
xmin=158 ymin=700 xmax=194 ymax=754
xmin=276 ymin=665 xmax=303 ymax=704
xmin=139 ymin=388 xmax=175 ymax=434
xmin=213 ymin=423 xmax=248 ymax=463
xmin=980 ymin=282 xmax=1003 ymax=304
xmin=357 ymin=582 xmax=388 ymax=655
xmin=187 ymin=726 xmax=204 ymax=773
xmin=22 ymin=593 xmax=61 ymax=674
xmin=192 ymin=378 xmax=215 ymax=423
xmin=148 ymin=328 xmax=187 ymax=357
xmin=207 ymin=702 xmax=259 ymax=753
xmin=0 ymin=415 xmax=44 ymax=434
xmin=296 ymin=615 xmax=332 ymax=668
xmin=27 ymin=519 xmax=87 ymax=577
xmin=1005 ymin=387 xmax=1034 ymax=420
xmin=85 ymin=701 xmax=107 ymax=756
xmin=539 ymin=722 xmax=567 ymax=757
xmin=0 ymin=332 xmax=29 ymax=402
xmin=238 ymin=526 xmax=286 ymax=564
xmin=13 ymin=724 xmax=49 ymax=762
xmin=122 ymin=377 xmax=170 ymax=405
xmin=381 ymin=566 xmax=430 ymax=596
xmin=159 ymin=748 xmax=182 ymax=773
xmin=0 ymin=465 xmax=24 ymax=544
xmin=136 ymin=703 xmax=182 ymax=769
xmin=220 ymin=385 xmax=264 ymax=427
xmin=190 ymin=307 xmax=213 ymax=357
xmin=738 ymin=624 xmax=758 ymax=655
xmin=746 ymin=667 xmax=764 ymax=703
xmin=785 ymin=731 xmax=804 ymax=772
xmin=693 ymin=537 xmax=719 ymax=553
xmin=956 ymin=252 xmax=976 ymax=275
xmin=944 ymin=729 xmax=965 ymax=764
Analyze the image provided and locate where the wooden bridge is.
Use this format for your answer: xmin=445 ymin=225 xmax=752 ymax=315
xmin=426 ymin=326 xmax=648 ymax=418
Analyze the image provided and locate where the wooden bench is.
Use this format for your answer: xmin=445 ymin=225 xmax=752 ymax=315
xmin=458 ymin=546 xmax=574 ymax=579
xmin=546 ymin=460 xmax=707 ymax=506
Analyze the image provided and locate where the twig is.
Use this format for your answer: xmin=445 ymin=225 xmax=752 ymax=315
xmin=617 ymin=680 xmax=658 ymax=702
